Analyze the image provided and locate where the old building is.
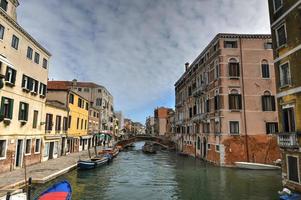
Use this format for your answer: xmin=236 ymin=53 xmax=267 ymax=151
xmin=47 ymin=80 xmax=114 ymax=135
xmin=47 ymin=83 xmax=90 ymax=153
xmin=145 ymin=116 xmax=155 ymax=136
xmin=154 ymin=107 xmax=173 ymax=137
xmin=0 ymin=0 xmax=51 ymax=173
xmin=88 ymin=106 xmax=100 ymax=135
xmin=44 ymin=100 xmax=68 ymax=161
xmin=175 ymin=33 xmax=280 ymax=166
xmin=166 ymin=110 xmax=175 ymax=139
xmin=268 ymin=0 xmax=301 ymax=191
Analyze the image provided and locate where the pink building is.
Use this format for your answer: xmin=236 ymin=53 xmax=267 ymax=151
xmin=174 ymin=33 xmax=281 ymax=166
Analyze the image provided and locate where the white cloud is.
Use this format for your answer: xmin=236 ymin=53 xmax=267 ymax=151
xmin=18 ymin=0 xmax=271 ymax=122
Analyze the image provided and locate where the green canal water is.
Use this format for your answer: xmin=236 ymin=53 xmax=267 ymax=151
xmin=32 ymin=142 xmax=282 ymax=200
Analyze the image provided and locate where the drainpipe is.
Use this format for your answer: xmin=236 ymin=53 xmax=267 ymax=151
xmin=239 ymin=38 xmax=250 ymax=162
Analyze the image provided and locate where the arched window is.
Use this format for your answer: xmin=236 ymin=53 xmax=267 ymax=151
xmin=261 ymin=60 xmax=270 ymax=78
xmin=229 ymin=58 xmax=240 ymax=78
xmin=229 ymin=89 xmax=242 ymax=110
xmin=96 ymin=98 xmax=102 ymax=106
xmin=262 ymin=91 xmax=275 ymax=111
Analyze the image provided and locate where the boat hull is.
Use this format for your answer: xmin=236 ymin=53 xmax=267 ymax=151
xmin=37 ymin=180 xmax=72 ymax=200
xmin=77 ymin=157 xmax=108 ymax=170
xmin=235 ymin=162 xmax=281 ymax=170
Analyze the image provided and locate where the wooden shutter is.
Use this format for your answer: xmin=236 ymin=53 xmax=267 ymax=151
xmin=18 ymin=102 xmax=22 ymax=120
xmin=236 ymin=63 xmax=240 ymax=77
xmin=11 ymin=69 xmax=16 ymax=84
xmin=238 ymin=95 xmax=242 ymax=109
xmin=271 ymin=96 xmax=276 ymax=111
xmin=25 ymin=103 xmax=28 ymax=121
xmin=9 ymin=98 xmax=13 ymax=119
xmin=0 ymin=97 xmax=4 ymax=119
xmin=262 ymin=96 xmax=266 ymax=111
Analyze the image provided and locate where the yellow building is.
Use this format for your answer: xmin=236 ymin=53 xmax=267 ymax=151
xmin=43 ymin=100 xmax=68 ymax=161
xmin=47 ymin=81 xmax=90 ymax=153
xmin=0 ymin=0 xmax=51 ymax=173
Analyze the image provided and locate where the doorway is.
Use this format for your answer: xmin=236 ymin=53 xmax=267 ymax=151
xmin=202 ymin=137 xmax=207 ymax=158
xmin=61 ymin=137 xmax=65 ymax=156
xmin=15 ymin=139 xmax=23 ymax=168
xmin=49 ymin=142 xmax=54 ymax=160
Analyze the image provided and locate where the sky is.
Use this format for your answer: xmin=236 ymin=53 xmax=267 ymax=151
xmin=18 ymin=0 xmax=271 ymax=123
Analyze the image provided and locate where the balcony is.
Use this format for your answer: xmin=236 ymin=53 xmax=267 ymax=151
xmin=277 ymin=132 xmax=300 ymax=149
xmin=192 ymin=113 xmax=206 ymax=122
xmin=192 ymin=86 xmax=206 ymax=97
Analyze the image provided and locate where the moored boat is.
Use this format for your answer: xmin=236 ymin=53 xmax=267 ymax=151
xmin=98 ymin=147 xmax=119 ymax=159
xmin=36 ymin=180 xmax=72 ymax=200
xmin=77 ymin=156 xmax=109 ymax=170
xmin=235 ymin=162 xmax=281 ymax=170
xmin=142 ymin=142 xmax=157 ymax=154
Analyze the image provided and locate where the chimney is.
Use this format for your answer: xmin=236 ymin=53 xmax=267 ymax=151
xmin=72 ymin=79 xmax=77 ymax=89
xmin=185 ymin=62 xmax=189 ymax=71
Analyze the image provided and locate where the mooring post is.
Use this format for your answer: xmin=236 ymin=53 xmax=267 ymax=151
xmin=27 ymin=177 xmax=32 ymax=200
xmin=6 ymin=192 xmax=11 ymax=200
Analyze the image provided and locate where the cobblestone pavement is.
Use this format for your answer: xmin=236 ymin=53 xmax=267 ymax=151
xmin=0 ymin=150 xmax=89 ymax=190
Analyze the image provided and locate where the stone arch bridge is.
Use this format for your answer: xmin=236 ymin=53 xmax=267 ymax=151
xmin=115 ymin=135 xmax=176 ymax=150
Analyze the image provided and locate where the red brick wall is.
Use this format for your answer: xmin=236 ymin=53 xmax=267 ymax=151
xmin=207 ymin=145 xmax=220 ymax=165
xmin=222 ymin=134 xmax=281 ymax=166
xmin=183 ymin=145 xmax=196 ymax=156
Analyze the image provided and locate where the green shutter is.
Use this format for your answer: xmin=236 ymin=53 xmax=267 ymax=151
xmin=11 ymin=69 xmax=16 ymax=84
xmin=0 ymin=97 xmax=4 ymax=119
xmin=25 ymin=103 xmax=29 ymax=121
xmin=9 ymin=98 xmax=13 ymax=119
xmin=18 ymin=102 xmax=21 ymax=120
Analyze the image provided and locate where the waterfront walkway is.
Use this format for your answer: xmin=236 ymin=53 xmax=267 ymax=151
xmin=0 ymin=150 xmax=89 ymax=190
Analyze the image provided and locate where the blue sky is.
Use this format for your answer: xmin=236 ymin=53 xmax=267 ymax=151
xmin=18 ymin=0 xmax=271 ymax=123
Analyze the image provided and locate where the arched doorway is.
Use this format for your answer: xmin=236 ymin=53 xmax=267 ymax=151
xmin=197 ymin=137 xmax=201 ymax=150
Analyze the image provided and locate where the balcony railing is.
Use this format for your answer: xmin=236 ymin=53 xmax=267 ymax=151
xmin=277 ymin=132 xmax=300 ymax=149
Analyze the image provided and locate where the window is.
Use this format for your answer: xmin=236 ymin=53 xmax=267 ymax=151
xmin=262 ymin=91 xmax=276 ymax=111
xmin=0 ymin=24 xmax=4 ymax=39
xmin=25 ymin=139 xmax=31 ymax=155
xmin=0 ymin=0 xmax=8 ymax=11
xmin=280 ymin=63 xmax=291 ymax=87
xmin=230 ymin=121 xmax=239 ymax=135
xmin=31 ymin=79 xmax=39 ymax=93
xmin=0 ymin=140 xmax=7 ymax=159
xmin=69 ymin=93 xmax=74 ymax=104
xmin=55 ymin=115 xmax=62 ymax=132
xmin=63 ymin=117 xmax=68 ymax=132
xmin=224 ymin=40 xmax=237 ymax=48
xmin=96 ymin=98 xmax=102 ymax=106
xmin=78 ymin=88 xmax=82 ymax=92
xmin=229 ymin=58 xmax=240 ymax=78
xmin=85 ymin=120 xmax=87 ymax=129
xmin=81 ymin=119 xmax=83 ymax=129
xmin=42 ymin=58 xmax=48 ymax=69
xmin=35 ymin=139 xmax=41 ymax=153
xmin=39 ymin=83 xmax=46 ymax=97
xmin=34 ymin=52 xmax=40 ymax=64
xmin=54 ymin=142 xmax=58 ymax=155
xmin=22 ymin=75 xmax=30 ymax=90
xmin=229 ymin=89 xmax=242 ymax=110
xmin=215 ymin=145 xmax=220 ymax=152
xmin=207 ymin=144 xmax=211 ymax=150
xmin=1 ymin=97 xmax=14 ymax=119
xmin=261 ymin=60 xmax=270 ymax=78
xmin=214 ymin=60 xmax=219 ymax=79
xmin=214 ymin=91 xmax=220 ymax=110
xmin=18 ymin=102 xmax=29 ymax=121
xmin=78 ymin=98 xmax=82 ymax=108
xmin=215 ymin=121 xmax=221 ymax=134
xmin=265 ymin=42 xmax=273 ymax=49
xmin=287 ymin=156 xmax=300 ymax=183
xmin=43 ymin=142 xmax=49 ymax=157
xmin=273 ymin=0 xmax=283 ymax=12
xmin=45 ymin=113 xmax=53 ymax=132
xmin=68 ymin=116 xmax=72 ymax=128
xmin=189 ymin=107 xmax=193 ymax=118
xmin=275 ymin=24 xmax=287 ymax=47
xmin=84 ymin=88 xmax=89 ymax=92
xmin=282 ymin=107 xmax=295 ymax=132
xmin=85 ymin=102 xmax=89 ymax=111
xmin=11 ymin=35 xmax=19 ymax=50
xmin=266 ymin=122 xmax=278 ymax=134
xmin=5 ymin=67 xmax=16 ymax=85
xmin=27 ymin=47 xmax=33 ymax=59
xmin=203 ymin=123 xmax=210 ymax=133
xmin=77 ymin=118 xmax=79 ymax=129
xmin=98 ymin=89 xmax=102 ymax=93
xmin=33 ymin=110 xmax=38 ymax=128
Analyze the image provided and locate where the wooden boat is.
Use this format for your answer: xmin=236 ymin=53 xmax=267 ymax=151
xmin=77 ymin=155 xmax=109 ymax=170
xmin=235 ymin=162 xmax=281 ymax=170
xmin=98 ymin=148 xmax=119 ymax=159
xmin=142 ymin=144 xmax=157 ymax=154
xmin=36 ymin=180 xmax=72 ymax=200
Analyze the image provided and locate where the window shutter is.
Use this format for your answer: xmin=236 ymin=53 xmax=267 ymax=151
xmin=237 ymin=63 xmax=240 ymax=77
xmin=229 ymin=95 xmax=232 ymax=109
xmin=27 ymin=78 xmax=33 ymax=90
xmin=271 ymin=96 xmax=276 ymax=111
xmin=261 ymin=96 xmax=265 ymax=111
xmin=25 ymin=103 xmax=29 ymax=121
xmin=0 ymin=97 xmax=4 ymax=117
xmin=9 ymin=99 xmax=13 ymax=119
xmin=238 ymin=95 xmax=242 ymax=109
xmin=4 ymin=68 xmax=9 ymax=81
xmin=18 ymin=103 xmax=22 ymax=120
xmin=11 ymin=69 xmax=16 ymax=84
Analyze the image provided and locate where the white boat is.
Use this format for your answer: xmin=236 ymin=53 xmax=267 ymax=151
xmin=235 ymin=162 xmax=281 ymax=170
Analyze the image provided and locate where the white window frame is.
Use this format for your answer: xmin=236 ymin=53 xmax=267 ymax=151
xmin=286 ymin=154 xmax=300 ymax=184
xmin=229 ymin=120 xmax=240 ymax=135
xmin=279 ymin=61 xmax=291 ymax=87
xmin=273 ymin=0 xmax=283 ymax=13
xmin=34 ymin=138 xmax=41 ymax=154
xmin=275 ymin=23 xmax=287 ymax=48
xmin=6 ymin=67 xmax=13 ymax=83
xmin=25 ymin=138 xmax=32 ymax=156
xmin=0 ymin=139 xmax=7 ymax=160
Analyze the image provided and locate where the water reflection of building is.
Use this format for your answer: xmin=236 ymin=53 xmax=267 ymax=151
xmin=268 ymin=0 xmax=301 ymax=192
xmin=174 ymin=33 xmax=281 ymax=166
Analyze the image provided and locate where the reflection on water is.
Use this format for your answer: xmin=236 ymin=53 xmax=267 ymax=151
xmin=32 ymin=142 xmax=282 ymax=200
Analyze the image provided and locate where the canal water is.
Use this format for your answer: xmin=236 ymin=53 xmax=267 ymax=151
xmin=32 ymin=142 xmax=282 ymax=200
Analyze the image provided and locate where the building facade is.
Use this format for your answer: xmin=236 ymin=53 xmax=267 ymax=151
xmin=268 ymin=0 xmax=301 ymax=191
xmin=43 ymin=100 xmax=68 ymax=161
xmin=46 ymin=84 xmax=90 ymax=153
xmin=175 ymin=33 xmax=281 ymax=166
xmin=88 ymin=106 xmax=100 ymax=136
xmin=0 ymin=0 xmax=51 ymax=173
xmin=154 ymin=107 xmax=172 ymax=137
xmin=145 ymin=116 xmax=155 ymax=136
